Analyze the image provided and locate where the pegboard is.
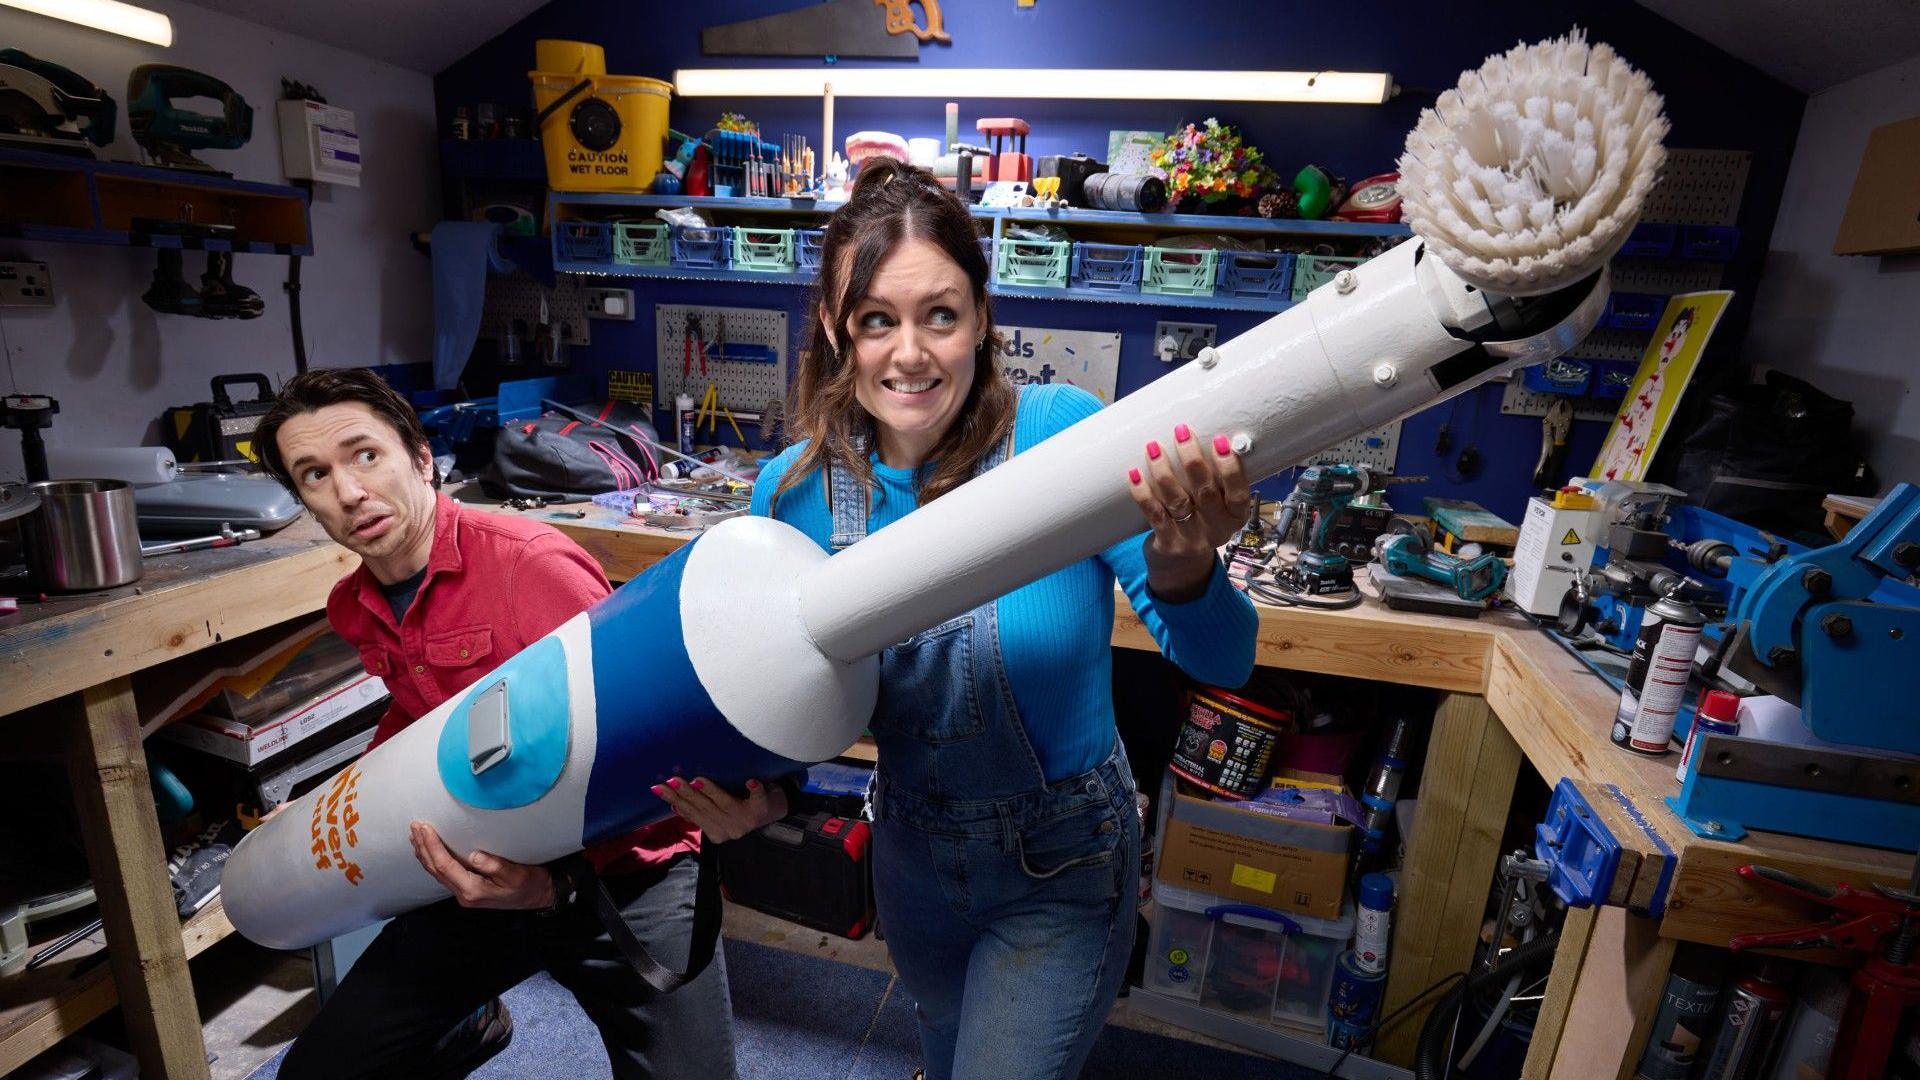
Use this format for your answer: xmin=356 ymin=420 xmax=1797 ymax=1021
xmin=1610 ymin=259 xmax=1727 ymax=295
xmin=1642 ymin=148 xmax=1751 ymax=227
xmin=1568 ymin=328 xmax=1654 ymax=362
xmin=482 ymin=274 xmax=593 ymax=347
xmin=655 ymin=304 xmax=788 ymax=416
xmin=1500 ymin=380 xmax=1618 ymax=421
xmin=1295 ymin=422 xmax=1403 ymax=474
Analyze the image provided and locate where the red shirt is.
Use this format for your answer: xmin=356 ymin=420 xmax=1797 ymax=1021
xmin=329 ymin=491 xmax=696 ymax=871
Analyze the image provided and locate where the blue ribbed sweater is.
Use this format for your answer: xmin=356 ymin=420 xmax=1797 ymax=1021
xmin=750 ymin=383 xmax=1258 ymax=781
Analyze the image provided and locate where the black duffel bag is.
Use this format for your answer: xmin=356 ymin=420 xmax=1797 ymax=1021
xmin=480 ymin=402 xmax=661 ymax=500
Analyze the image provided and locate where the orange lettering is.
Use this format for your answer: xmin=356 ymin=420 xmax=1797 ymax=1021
xmin=343 ymin=862 xmax=364 ymax=886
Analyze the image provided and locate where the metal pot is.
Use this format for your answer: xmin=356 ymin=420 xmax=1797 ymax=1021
xmin=24 ymin=479 xmax=144 ymax=591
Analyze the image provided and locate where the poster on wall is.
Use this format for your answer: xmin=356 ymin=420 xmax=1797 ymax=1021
xmin=1592 ymin=290 xmax=1734 ymax=482
xmin=996 ymin=326 xmax=1123 ymax=403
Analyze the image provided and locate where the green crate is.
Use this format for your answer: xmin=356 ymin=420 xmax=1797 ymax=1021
xmin=995 ymin=238 xmax=1071 ymax=288
xmin=611 ymin=222 xmax=669 ymax=266
xmin=730 ymin=227 xmax=796 ymax=272
xmin=1142 ymin=247 xmax=1219 ymax=297
xmin=1290 ymin=255 xmax=1366 ymax=300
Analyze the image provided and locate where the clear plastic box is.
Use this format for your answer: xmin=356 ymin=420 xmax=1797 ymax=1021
xmin=1142 ymin=879 xmax=1353 ymax=1035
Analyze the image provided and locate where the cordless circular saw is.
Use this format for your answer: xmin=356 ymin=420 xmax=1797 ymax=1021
xmin=0 ymin=49 xmax=116 ymax=156
xmin=127 ymin=64 xmax=252 ymax=173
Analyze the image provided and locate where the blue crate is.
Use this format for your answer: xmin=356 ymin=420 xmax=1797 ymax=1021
xmin=557 ymin=221 xmax=613 ymax=263
xmin=978 ymin=234 xmax=994 ymax=266
xmin=671 ymin=225 xmax=733 ymax=270
xmin=1593 ymin=360 xmax=1638 ymax=400
xmin=1069 ymin=242 xmax=1142 ymax=293
xmin=1605 ymin=292 xmax=1664 ymax=330
xmin=1680 ymin=225 xmax=1739 ymax=261
xmin=1523 ymin=358 xmax=1593 ymax=396
xmin=1616 ymin=222 xmax=1676 ymax=258
xmin=1216 ymin=251 xmax=1295 ymax=300
xmin=796 ymin=228 xmax=827 ymax=271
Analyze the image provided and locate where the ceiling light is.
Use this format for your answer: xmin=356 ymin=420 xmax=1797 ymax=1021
xmin=1 ymin=0 xmax=174 ymax=47
xmin=674 ymin=68 xmax=1393 ymax=104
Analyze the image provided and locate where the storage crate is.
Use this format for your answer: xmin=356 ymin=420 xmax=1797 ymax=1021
xmin=1522 ymin=357 xmax=1594 ymax=396
xmin=1070 ymin=242 xmax=1142 ymax=293
xmin=1604 ymin=292 xmax=1663 ymax=330
xmin=611 ymin=222 xmax=669 ymax=266
xmin=995 ymin=238 xmax=1071 ymax=289
xmin=1680 ymin=225 xmax=1739 ymax=261
xmin=1289 ymin=255 xmax=1365 ymax=300
xmin=796 ymin=228 xmax=827 ymax=271
xmin=978 ymin=234 xmax=994 ymax=266
xmin=1616 ymin=222 xmax=1677 ymax=258
xmin=1142 ymin=247 xmax=1219 ymax=297
xmin=558 ymin=221 xmax=613 ymax=263
xmin=1593 ymin=359 xmax=1638 ymax=400
xmin=1143 ymin=880 xmax=1353 ymax=1035
xmin=1216 ymin=251 xmax=1295 ymax=301
xmin=731 ymin=227 xmax=796 ymax=273
xmin=671 ymin=225 xmax=732 ymax=270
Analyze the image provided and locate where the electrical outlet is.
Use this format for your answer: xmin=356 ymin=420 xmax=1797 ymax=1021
xmin=0 ymin=261 xmax=52 ymax=307
xmin=585 ymin=287 xmax=635 ymax=320
xmin=1153 ymin=321 xmax=1215 ymax=363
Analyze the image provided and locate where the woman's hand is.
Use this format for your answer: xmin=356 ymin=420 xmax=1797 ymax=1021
xmin=653 ymin=777 xmax=790 ymax=842
xmin=1127 ymin=425 xmax=1251 ymax=603
xmin=409 ymin=821 xmax=557 ymax=910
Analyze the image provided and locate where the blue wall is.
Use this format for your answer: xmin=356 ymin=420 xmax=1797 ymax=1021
xmin=435 ymin=0 xmax=1804 ymax=522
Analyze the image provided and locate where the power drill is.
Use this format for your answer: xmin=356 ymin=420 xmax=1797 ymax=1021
xmin=1373 ymin=525 xmax=1508 ymax=602
xmin=1273 ymin=463 xmax=1386 ymax=596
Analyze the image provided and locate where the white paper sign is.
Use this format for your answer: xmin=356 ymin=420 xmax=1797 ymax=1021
xmin=997 ymin=326 xmax=1123 ymax=403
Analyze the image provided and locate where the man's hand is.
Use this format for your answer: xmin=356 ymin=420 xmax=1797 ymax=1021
xmin=653 ymin=777 xmax=789 ymax=843
xmin=409 ymin=821 xmax=557 ymax=910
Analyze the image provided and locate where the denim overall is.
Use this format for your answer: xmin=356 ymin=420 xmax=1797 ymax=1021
xmin=827 ymin=438 xmax=1141 ymax=1080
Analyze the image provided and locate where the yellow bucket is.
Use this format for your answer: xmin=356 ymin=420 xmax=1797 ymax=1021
xmin=529 ymin=70 xmax=670 ymax=192
xmin=535 ymin=39 xmax=605 ymax=76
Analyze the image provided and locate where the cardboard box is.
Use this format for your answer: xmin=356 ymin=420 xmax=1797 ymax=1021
xmin=1155 ymin=772 xmax=1350 ymax=921
xmin=159 ymin=673 xmax=388 ymax=767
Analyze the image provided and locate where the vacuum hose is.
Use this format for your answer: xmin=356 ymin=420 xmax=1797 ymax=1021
xmin=1413 ymin=931 xmax=1561 ymax=1080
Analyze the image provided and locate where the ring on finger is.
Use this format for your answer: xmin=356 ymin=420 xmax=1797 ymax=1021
xmin=1170 ymin=505 xmax=1196 ymax=524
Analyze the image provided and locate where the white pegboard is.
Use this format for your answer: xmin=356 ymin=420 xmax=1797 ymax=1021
xmin=482 ymin=274 xmax=592 ymax=347
xmin=1296 ymin=422 xmax=1403 ymax=474
xmin=1610 ymin=259 xmax=1727 ymax=295
xmin=654 ymin=304 xmax=787 ymax=417
xmin=1642 ymin=148 xmax=1751 ymax=227
xmin=1500 ymin=380 xmax=1619 ymax=422
xmin=1568 ymin=328 xmax=1653 ymax=363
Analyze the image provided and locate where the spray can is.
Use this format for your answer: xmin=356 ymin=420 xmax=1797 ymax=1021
xmin=1612 ymin=590 xmax=1705 ymax=755
xmin=1635 ymin=943 xmax=1727 ymax=1080
xmin=1676 ymin=689 xmax=1741 ymax=783
xmin=1700 ymin=959 xmax=1792 ymax=1079
xmin=1768 ymin=966 xmax=1848 ymax=1080
xmin=1358 ymin=716 xmax=1414 ymax=854
xmin=1326 ymin=949 xmax=1386 ymax=1050
xmin=1353 ymin=873 xmax=1394 ymax=975
xmin=675 ymin=393 xmax=696 ymax=456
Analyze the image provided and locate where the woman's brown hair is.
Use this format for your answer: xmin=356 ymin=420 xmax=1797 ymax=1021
xmin=772 ymin=156 xmax=1014 ymax=512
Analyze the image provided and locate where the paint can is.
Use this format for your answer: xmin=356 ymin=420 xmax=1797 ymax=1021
xmin=1170 ymin=687 xmax=1291 ymax=798
xmin=1635 ymin=943 xmax=1727 ymax=1079
xmin=1612 ymin=591 xmax=1705 ymax=755
xmin=1326 ymin=948 xmax=1386 ymax=1045
xmin=1700 ymin=959 xmax=1792 ymax=1080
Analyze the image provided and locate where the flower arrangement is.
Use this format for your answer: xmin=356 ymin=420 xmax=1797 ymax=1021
xmin=716 ymin=112 xmax=759 ymax=136
xmin=1150 ymin=118 xmax=1278 ymax=210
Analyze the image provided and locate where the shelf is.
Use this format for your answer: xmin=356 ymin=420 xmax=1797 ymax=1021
xmin=0 ymin=895 xmax=236 ymax=1074
xmin=0 ymin=147 xmax=314 ymax=257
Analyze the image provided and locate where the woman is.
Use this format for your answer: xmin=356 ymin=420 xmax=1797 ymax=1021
xmin=706 ymin=158 xmax=1256 ymax=1080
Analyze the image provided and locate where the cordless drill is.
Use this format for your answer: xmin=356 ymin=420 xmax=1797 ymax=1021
xmin=1273 ymin=463 xmax=1385 ymax=595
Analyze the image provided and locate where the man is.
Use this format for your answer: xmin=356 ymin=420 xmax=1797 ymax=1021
xmin=257 ymin=369 xmax=783 ymax=1079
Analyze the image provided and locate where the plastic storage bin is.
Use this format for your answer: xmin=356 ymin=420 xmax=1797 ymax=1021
xmin=1680 ymin=225 xmax=1739 ymax=261
xmin=1593 ymin=359 xmax=1638 ymax=400
xmin=1143 ymin=880 xmax=1353 ymax=1035
xmin=670 ymin=225 xmax=732 ymax=270
xmin=557 ymin=221 xmax=613 ymax=263
xmin=996 ymin=238 xmax=1072 ymax=289
xmin=796 ymin=228 xmax=827 ymax=271
xmin=1616 ymin=222 xmax=1676 ymax=258
xmin=1070 ymin=242 xmax=1142 ymax=293
xmin=1142 ymin=247 xmax=1219 ymax=297
xmin=1216 ymin=251 xmax=1295 ymax=301
xmin=1290 ymin=255 xmax=1366 ymax=300
xmin=731 ymin=227 xmax=796 ymax=273
xmin=1604 ymin=292 xmax=1663 ymax=330
xmin=1522 ymin=357 xmax=1594 ymax=396
xmin=611 ymin=222 xmax=669 ymax=266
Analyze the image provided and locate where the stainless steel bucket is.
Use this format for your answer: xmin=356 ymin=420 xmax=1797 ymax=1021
xmin=25 ymin=479 xmax=144 ymax=591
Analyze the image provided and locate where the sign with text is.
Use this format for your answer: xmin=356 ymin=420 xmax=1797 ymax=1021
xmin=996 ymin=326 xmax=1123 ymax=403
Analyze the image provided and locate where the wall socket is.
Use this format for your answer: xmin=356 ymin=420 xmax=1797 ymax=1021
xmin=585 ymin=287 xmax=635 ymax=320
xmin=0 ymin=261 xmax=52 ymax=307
xmin=1153 ymin=321 xmax=1215 ymax=363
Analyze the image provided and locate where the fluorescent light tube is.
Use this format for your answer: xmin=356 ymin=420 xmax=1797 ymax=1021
xmin=1 ymin=0 xmax=175 ymax=47
xmin=675 ymin=68 xmax=1392 ymax=104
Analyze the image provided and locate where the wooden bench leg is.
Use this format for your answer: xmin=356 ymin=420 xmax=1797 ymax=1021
xmin=1527 ymin=905 xmax=1674 ymax=1078
xmin=1375 ymin=692 xmax=1521 ymax=1065
xmin=63 ymin=678 xmax=211 ymax=1080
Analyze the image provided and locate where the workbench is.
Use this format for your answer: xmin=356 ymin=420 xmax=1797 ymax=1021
xmin=0 ymin=496 xmax=1907 ymax=1078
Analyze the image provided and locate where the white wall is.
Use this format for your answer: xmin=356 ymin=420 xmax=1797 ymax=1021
xmin=0 ymin=1 xmax=437 ymax=480
xmin=1745 ymin=53 xmax=1920 ymax=489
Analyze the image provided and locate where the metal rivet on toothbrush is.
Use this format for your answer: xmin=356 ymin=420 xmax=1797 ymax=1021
xmin=1334 ymin=269 xmax=1357 ymax=294
xmin=1196 ymin=346 xmax=1219 ymax=369
xmin=1372 ymin=363 xmax=1398 ymax=388
xmin=1229 ymin=433 xmax=1253 ymax=454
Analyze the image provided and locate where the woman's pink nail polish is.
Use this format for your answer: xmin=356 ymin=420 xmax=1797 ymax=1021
xmin=652 ymin=785 xmax=664 ymax=796
xmin=667 ymin=777 xmax=681 ymax=789
xmin=1214 ymin=435 xmax=1232 ymax=456
xmin=747 ymin=779 xmax=761 ymax=791
xmin=690 ymin=779 xmax=704 ymax=790
xmin=1175 ymin=423 xmax=1192 ymax=443
xmin=1129 ymin=468 xmax=1142 ymax=485
xmin=1146 ymin=441 xmax=1162 ymax=460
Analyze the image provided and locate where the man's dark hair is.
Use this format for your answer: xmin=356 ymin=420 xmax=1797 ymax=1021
xmin=256 ymin=368 xmax=438 ymax=493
